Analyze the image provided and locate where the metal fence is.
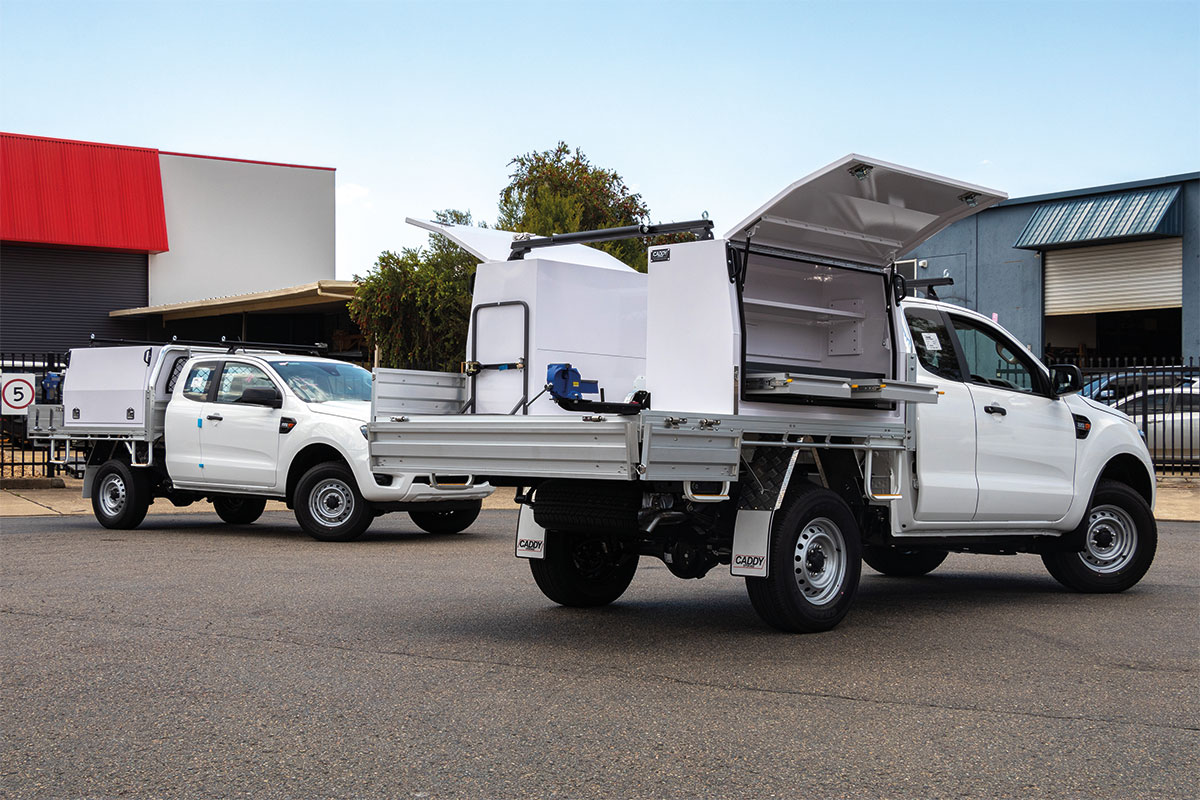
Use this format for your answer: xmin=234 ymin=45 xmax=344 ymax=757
xmin=0 ymin=352 xmax=88 ymax=480
xmin=1059 ymin=356 xmax=1199 ymax=476
xmin=3 ymin=350 xmax=1197 ymax=480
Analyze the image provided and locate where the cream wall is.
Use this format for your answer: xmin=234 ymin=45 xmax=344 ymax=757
xmin=149 ymin=154 xmax=335 ymax=306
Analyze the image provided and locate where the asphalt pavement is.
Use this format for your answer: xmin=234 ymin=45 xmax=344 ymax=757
xmin=1 ymin=510 xmax=1197 ymax=799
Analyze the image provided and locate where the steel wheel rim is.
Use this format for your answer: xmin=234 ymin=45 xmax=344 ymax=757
xmin=1078 ymin=504 xmax=1138 ymax=574
xmin=792 ymin=516 xmax=847 ymax=606
xmin=309 ymin=479 xmax=354 ymax=527
xmin=99 ymin=473 xmax=127 ymax=517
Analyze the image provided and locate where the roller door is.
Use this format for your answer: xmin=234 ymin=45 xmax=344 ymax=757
xmin=0 ymin=245 xmax=148 ymax=351
xmin=1043 ymin=239 xmax=1182 ymax=316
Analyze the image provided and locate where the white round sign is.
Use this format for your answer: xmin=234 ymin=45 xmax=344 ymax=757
xmin=2 ymin=374 xmax=36 ymax=415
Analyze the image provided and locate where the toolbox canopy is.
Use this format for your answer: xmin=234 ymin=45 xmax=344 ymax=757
xmin=725 ymin=155 xmax=1006 ymax=268
xmin=406 ymin=217 xmax=635 ymax=271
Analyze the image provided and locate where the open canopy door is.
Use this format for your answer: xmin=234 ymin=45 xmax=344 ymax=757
xmin=726 ymin=155 xmax=1006 ymax=267
xmin=406 ymin=218 xmax=634 ymax=271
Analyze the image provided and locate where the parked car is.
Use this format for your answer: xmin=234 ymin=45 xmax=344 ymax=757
xmin=1115 ymin=386 xmax=1200 ymax=465
xmin=1080 ymin=370 xmax=1195 ymax=405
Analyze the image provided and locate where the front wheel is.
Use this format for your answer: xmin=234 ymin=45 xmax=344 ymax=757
xmin=862 ymin=545 xmax=948 ymax=577
xmin=213 ymin=495 xmax=267 ymax=525
xmin=409 ymin=501 xmax=482 ymax=534
xmin=745 ymin=484 xmax=862 ymax=633
xmin=91 ymin=459 xmax=151 ymax=530
xmin=1041 ymin=480 xmax=1156 ymax=592
xmin=529 ymin=530 xmax=638 ymax=607
xmin=293 ymin=462 xmax=373 ymax=542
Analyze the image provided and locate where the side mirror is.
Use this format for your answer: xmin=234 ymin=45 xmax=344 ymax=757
xmin=1050 ymin=365 xmax=1083 ymax=398
xmin=238 ymin=386 xmax=283 ymax=408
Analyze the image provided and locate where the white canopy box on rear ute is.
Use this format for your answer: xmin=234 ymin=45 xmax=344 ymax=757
xmin=406 ymin=218 xmax=649 ymax=416
xmin=647 ymin=155 xmax=1004 ymax=416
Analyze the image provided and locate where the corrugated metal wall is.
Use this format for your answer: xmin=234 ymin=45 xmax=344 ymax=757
xmin=0 ymin=245 xmax=148 ymax=351
xmin=0 ymin=133 xmax=169 ymax=253
xmin=1044 ymin=239 xmax=1183 ymax=316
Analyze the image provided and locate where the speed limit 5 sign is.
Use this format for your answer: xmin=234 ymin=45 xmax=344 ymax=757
xmin=2 ymin=373 xmax=37 ymax=416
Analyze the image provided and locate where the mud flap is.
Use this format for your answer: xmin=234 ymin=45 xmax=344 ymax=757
xmin=731 ymin=509 xmax=772 ymax=577
xmin=515 ymin=505 xmax=547 ymax=559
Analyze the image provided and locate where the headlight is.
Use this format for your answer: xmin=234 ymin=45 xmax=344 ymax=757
xmin=360 ymin=425 xmax=369 ymax=440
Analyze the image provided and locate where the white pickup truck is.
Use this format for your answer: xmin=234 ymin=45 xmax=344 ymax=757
xmin=29 ymin=345 xmax=492 ymax=540
xmin=365 ymin=155 xmax=1157 ymax=633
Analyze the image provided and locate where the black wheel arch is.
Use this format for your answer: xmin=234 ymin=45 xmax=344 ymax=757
xmin=285 ymin=443 xmax=351 ymax=508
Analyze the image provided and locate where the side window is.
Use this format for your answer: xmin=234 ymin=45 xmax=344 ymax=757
xmin=1117 ymin=394 xmax=1171 ymax=415
xmin=182 ymin=362 xmax=218 ymax=402
xmin=948 ymin=315 xmax=1039 ymax=394
xmin=904 ymin=307 xmax=962 ymax=381
xmin=1175 ymin=394 xmax=1199 ymax=413
xmin=216 ymin=363 xmax=276 ymax=404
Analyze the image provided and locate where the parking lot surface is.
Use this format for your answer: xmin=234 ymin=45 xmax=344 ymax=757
xmin=2 ymin=510 xmax=1197 ymax=799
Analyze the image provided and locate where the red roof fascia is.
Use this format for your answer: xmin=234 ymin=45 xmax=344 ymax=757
xmin=1 ymin=132 xmax=169 ymax=253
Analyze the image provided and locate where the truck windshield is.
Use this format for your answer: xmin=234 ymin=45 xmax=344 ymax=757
xmin=269 ymin=360 xmax=372 ymax=403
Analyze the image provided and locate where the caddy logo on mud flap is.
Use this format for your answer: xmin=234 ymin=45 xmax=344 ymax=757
xmin=650 ymin=248 xmax=671 ymax=262
xmin=734 ymin=554 xmax=765 ymax=570
xmin=517 ymin=539 xmax=544 ymax=553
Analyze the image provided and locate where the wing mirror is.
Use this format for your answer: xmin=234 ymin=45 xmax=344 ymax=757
xmin=238 ymin=386 xmax=283 ymax=408
xmin=1050 ymin=365 xmax=1083 ymax=398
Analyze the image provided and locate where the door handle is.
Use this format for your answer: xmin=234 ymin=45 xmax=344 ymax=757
xmin=984 ymin=405 xmax=1007 ymax=416
xmin=206 ymin=413 xmax=224 ymax=421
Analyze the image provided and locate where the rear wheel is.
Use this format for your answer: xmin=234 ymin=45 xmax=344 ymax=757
xmin=409 ymin=501 xmax=482 ymax=534
xmin=529 ymin=530 xmax=638 ymax=607
xmin=1041 ymin=480 xmax=1156 ymax=592
xmin=862 ymin=545 xmax=948 ymax=577
xmin=91 ymin=459 xmax=150 ymax=530
xmin=745 ymin=484 xmax=862 ymax=633
xmin=294 ymin=462 xmax=373 ymax=542
xmin=213 ymin=495 xmax=267 ymax=525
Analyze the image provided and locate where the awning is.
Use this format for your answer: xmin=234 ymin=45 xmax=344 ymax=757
xmin=110 ymin=280 xmax=357 ymax=321
xmin=1014 ymin=185 xmax=1182 ymax=250
xmin=0 ymin=132 xmax=169 ymax=253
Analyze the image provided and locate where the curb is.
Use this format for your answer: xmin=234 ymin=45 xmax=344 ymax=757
xmin=1 ymin=477 xmax=66 ymax=490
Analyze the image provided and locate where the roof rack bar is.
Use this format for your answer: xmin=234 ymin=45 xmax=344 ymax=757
xmin=508 ymin=219 xmax=714 ymax=260
xmin=87 ymin=333 xmax=328 ymax=356
xmin=903 ymin=276 xmax=955 ymax=301
xmin=217 ymin=336 xmax=328 ymax=355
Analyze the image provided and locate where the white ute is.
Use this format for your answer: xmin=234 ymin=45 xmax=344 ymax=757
xmin=29 ymin=346 xmax=492 ymax=540
xmin=365 ymin=154 xmax=1158 ymax=633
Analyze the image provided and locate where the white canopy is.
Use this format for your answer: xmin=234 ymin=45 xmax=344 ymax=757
xmin=406 ymin=218 xmax=634 ymax=271
xmin=725 ymin=155 xmax=1007 ymax=267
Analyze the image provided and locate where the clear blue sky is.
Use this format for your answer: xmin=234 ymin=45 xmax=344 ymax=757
xmin=2 ymin=0 xmax=1197 ymax=279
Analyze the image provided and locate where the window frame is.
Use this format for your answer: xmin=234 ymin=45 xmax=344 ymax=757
xmin=213 ymin=360 xmax=283 ymax=406
xmin=944 ymin=312 xmax=1053 ymax=398
xmin=180 ymin=361 xmax=222 ymax=404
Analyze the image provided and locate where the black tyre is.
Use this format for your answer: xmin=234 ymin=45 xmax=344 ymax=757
xmin=91 ymin=459 xmax=151 ymax=530
xmin=409 ymin=501 xmax=482 ymax=534
xmin=1041 ymin=480 xmax=1156 ymax=593
xmin=293 ymin=462 xmax=373 ymax=542
xmin=745 ymin=483 xmax=862 ymax=633
xmin=213 ymin=495 xmax=267 ymax=525
xmin=529 ymin=530 xmax=638 ymax=607
xmin=862 ymin=545 xmax=948 ymax=577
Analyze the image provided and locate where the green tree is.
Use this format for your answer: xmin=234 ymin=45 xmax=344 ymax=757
xmin=498 ymin=142 xmax=652 ymax=270
xmin=348 ymin=209 xmax=480 ymax=370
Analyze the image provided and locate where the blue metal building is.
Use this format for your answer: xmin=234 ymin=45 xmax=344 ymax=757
xmin=904 ymin=172 xmax=1198 ymax=362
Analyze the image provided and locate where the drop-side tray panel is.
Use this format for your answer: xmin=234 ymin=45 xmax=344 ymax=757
xmin=369 ymin=415 xmax=639 ymax=481
xmin=641 ymin=425 xmax=741 ymax=481
xmin=372 ymin=368 xmax=468 ymax=418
